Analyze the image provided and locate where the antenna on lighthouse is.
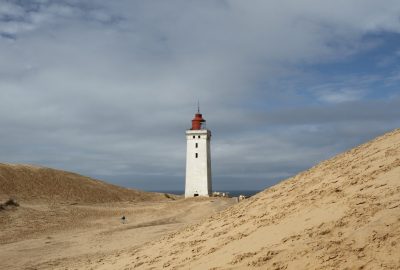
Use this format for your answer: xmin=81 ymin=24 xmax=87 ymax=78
xmin=197 ymin=100 xmax=200 ymax=113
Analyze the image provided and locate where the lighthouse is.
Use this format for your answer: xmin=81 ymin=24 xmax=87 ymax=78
xmin=185 ymin=108 xmax=212 ymax=198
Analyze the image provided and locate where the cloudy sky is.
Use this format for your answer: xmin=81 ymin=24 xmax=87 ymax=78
xmin=1 ymin=0 xmax=400 ymax=192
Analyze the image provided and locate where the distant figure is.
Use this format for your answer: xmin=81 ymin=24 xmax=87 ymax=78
xmin=121 ymin=215 xmax=126 ymax=224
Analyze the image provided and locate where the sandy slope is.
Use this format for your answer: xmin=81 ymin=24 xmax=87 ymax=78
xmin=79 ymin=128 xmax=400 ymax=270
xmin=1 ymin=129 xmax=399 ymax=270
xmin=0 ymin=163 xmax=169 ymax=203
xmin=0 ymin=197 xmax=236 ymax=270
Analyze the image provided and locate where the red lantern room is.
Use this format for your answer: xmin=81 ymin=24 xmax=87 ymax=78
xmin=191 ymin=112 xmax=205 ymax=130
xmin=191 ymin=103 xmax=206 ymax=130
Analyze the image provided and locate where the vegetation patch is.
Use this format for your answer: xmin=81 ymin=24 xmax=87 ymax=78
xmin=164 ymin=193 xmax=177 ymax=200
xmin=0 ymin=198 xmax=19 ymax=211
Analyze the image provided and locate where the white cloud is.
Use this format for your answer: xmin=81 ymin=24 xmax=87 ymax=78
xmin=0 ymin=1 xmax=400 ymax=190
xmin=316 ymin=88 xmax=367 ymax=103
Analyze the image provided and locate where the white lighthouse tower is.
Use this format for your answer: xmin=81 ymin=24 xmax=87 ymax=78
xmin=185 ymin=107 xmax=212 ymax=198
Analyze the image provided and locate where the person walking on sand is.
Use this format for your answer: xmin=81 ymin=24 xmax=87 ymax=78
xmin=121 ymin=215 xmax=126 ymax=224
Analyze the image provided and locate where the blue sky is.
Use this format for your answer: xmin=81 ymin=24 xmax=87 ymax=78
xmin=0 ymin=0 xmax=399 ymax=192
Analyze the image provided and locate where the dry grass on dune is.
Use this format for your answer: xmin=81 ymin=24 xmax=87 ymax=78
xmin=112 ymin=128 xmax=400 ymax=270
xmin=0 ymin=163 xmax=173 ymax=203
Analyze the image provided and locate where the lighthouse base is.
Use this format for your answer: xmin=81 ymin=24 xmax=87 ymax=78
xmin=185 ymin=190 xmax=210 ymax=198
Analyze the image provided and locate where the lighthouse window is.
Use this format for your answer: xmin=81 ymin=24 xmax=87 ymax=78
xmin=193 ymin=135 xmax=195 ymax=139
xmin=195 ymin=143 xmax=198 ymax=148
xmin=198 ymin=135 xmax=200 ymax=138
xmin=195 ymin=153 xmax=198 ymax=158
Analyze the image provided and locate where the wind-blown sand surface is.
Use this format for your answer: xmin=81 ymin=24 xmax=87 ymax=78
xmin=0 ymin=164 xmax=236 ymax=269
xmin=0 ymin=197 xmax=235 ymax=270
xmin=1 ymin=128 xmax=399 ymax=269
xmin=74 ymin=128 xmax=398 ymax=270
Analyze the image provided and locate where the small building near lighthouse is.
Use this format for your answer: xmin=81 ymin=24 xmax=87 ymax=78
xmin=185 ymin=108 xmax=212 ymax=198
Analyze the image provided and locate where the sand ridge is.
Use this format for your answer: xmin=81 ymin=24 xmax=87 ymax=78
xmin=87 ymin=128 xmax=399 ymax=269
xmin=0 ymin=163 xmax=171 ymax=203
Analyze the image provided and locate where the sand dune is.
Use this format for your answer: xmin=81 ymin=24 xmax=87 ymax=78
xmin=0 ymin=163 xmax=169 ymax=203
xmin=1 ymin=129 xmax=399 ymax=270
xmin=84 ymin=128 xmax=399 ymax=269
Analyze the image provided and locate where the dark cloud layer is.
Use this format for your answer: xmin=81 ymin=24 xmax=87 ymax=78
xmin=1 ymin=0 xmax=400 ymax=191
